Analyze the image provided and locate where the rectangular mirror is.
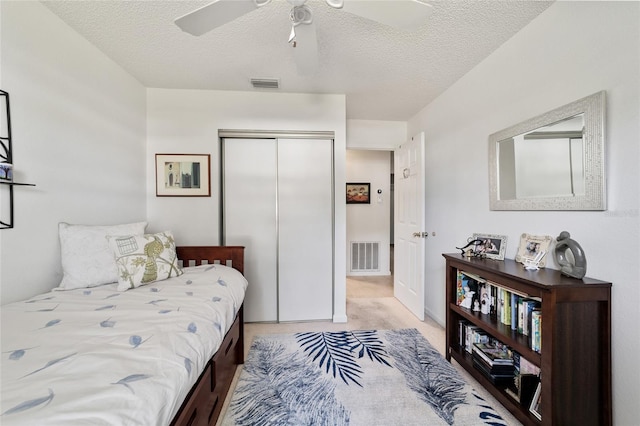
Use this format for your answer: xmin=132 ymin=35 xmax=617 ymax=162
xmin=489 ymin=91 xmax=606 ymax=210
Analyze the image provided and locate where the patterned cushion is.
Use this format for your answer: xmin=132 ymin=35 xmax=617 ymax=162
xmin=108 ymin=231 xmax=183 ymax=291
xmin=57 ymin=222 xmax=147 ymax=290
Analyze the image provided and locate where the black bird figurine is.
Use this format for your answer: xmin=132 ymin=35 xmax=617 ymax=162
xmin=456 ymin=238 xmax=485 ymax=257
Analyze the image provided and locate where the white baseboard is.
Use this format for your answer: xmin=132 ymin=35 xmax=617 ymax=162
xmin=332 ymin=313 xmax=348 ymax=323
xmin=424 ymin=306 xmax=445 ymax=328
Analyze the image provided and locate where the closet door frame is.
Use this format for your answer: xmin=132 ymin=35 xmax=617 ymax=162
xmin=219 ymin=130 xmax=335 ymax=322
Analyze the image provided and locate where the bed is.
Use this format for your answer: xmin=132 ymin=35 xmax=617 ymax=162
xmin=1 ymin=245 xmax=246 ymax=426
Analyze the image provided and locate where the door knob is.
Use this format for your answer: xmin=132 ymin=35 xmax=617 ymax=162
xmin=412 ymin=232 xmax=428 ymax=238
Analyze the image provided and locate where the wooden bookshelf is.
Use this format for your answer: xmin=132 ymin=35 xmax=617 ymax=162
xmin=443 ymin=253 xmax=611 ymax=426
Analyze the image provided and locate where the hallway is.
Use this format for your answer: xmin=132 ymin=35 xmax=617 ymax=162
xmin=346 ymin=275 xmax=393 ymax=298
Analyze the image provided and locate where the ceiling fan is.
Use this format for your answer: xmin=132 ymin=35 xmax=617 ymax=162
xmin=175 ymin=0 xmax=433 ymax=75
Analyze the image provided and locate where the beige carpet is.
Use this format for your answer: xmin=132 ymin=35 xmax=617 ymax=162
xmin=217 ymin=276 xmax=522 ymax=425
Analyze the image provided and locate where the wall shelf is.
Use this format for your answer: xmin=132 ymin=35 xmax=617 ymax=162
xmin=1 ymin=89 xmax=35 ymax=230
xmin=1 ymin=182 xmax=36 ymax=187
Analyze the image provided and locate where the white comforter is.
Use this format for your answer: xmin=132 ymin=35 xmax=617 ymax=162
xmin=1 ymin=264 xmax=247 ymax=425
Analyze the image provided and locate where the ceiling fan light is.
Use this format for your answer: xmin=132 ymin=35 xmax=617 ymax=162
xmin=250 ymin=78 xmax=280 ymax=89
xmin=290 ymin=5 xmax=313 ymax=26
xmin=324 ymin=0 xmax=344 ymax=9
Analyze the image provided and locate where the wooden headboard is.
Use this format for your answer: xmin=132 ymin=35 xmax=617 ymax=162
xmin=176 ymin=246 xmax=245 ymax=274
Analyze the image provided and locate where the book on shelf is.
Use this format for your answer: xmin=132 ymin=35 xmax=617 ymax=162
xmin=464 ymin=324 xmax=478 ymax=353
xmin=459 ymin=321 xmax=490 ymax=354
xmin=456 ymin=271 xmax=465 ymax=306
xmin=472 ymin=356 xmax=515 ymax=375
xmin=472 ymin=342 xmax=514 ymax=366
xmin=489 ymin=283 xmax=498 ymax=315
xmin=458 ymin=320 xmax=465 ymax=348
xmin=472 ymin=358 xmax=515 ymax=385
xmin=472 ymin=341 xmax=516 ymax=386
xmin=531 ymin=310 xmax=542 ymax=353
xmin=520 ymin=298 xmax=541 ymax=336
xmin=510 ymin=292 xmax=520 ymax=331
xmin=517 ymin=298 xmax=525 ymax=334
xmin=500 ymin=288 xmax=511 ymax=326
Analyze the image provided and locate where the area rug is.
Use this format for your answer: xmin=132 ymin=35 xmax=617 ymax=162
xmin=221 ymin=328 xmax=507 ymax=426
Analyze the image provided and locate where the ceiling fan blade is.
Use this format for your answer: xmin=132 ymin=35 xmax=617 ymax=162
xmin=340 ymin=0 xmax=433 ymax=31
xmin=175 ymin=0 xmax=261 ymax=36
xmin=292 ymin=22 xmax=319 ymax=76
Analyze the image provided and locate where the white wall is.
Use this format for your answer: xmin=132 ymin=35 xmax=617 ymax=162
xmin=0 ymin=1 xmax=147 ymax=304
xmin=407 ymin=2 xmax=639 ymax=424
xmin=146 ymin=89 xmax=348 ymax=322
xmin=346 ymin=150 xmax=391 ymax=276
xmin=346 ymin=119 xmax=406 ymax=149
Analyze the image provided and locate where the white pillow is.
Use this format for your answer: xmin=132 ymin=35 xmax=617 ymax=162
xmin=57 ymin=221 xmax=147 ymax=290
xmin=108 ymin=231 xmax=183 ymax=291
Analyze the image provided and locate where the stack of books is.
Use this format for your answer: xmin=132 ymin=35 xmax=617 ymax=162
xmin=472 ymin=342 xmax=515 ymax=385
xmin=458 ymin=320 xmax=490 ymax=353
xmin=457 ymin=271 xmax=544 ymax=354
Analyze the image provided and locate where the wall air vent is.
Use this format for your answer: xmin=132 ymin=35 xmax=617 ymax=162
xmin=350 ymin=242 xmax=380 ymax=272
xmin=250 ymin=78 xmax=279 ymax=89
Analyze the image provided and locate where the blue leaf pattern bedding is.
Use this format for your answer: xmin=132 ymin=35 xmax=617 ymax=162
xmin=1 ymin=264 xmax=247 ymax=425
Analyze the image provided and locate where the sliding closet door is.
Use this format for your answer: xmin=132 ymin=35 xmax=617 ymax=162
xmin=223 ymin=139 xmax=278 ymax=322
xmin=277 ymin=138 xmax=333 ymax=321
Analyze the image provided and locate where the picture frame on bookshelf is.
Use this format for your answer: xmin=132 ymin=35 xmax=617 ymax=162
xmin=472 ymin=233 xmax=507 ymax=260
xmin=515 ymin=233 xmax=553 ymax=268
xmin=529 ymin=381 xmax=542 ymax=421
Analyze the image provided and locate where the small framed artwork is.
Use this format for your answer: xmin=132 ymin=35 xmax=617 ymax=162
xmin=472 ymin=233 xmax=508 ymax=260
xmin=0 ymin=163 xmax=12 ymax=182
xmin=155 ymin=154 xmax=211 ymax=197
xmin=529 ymin=381 xmax=542 ymax=421
xmin=346 ymin=182 xmax=370 ymax=204
xmin=515 ymin=233 xmax=553 ymax=267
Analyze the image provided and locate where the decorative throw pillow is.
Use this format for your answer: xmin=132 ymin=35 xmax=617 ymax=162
xmin=108 ymin=231 xmax=183 ymax=291
xmin=57 ymin=221 xmax=148 ymax=290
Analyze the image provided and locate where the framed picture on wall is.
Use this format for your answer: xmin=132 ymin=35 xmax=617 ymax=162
xmin=346 ymin=182 xmax=370 ymax=204
xmin=155 ymin=154 xmax=211 ymax=197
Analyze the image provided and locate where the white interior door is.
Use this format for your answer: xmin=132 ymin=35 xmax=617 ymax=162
xmin=394 ymin=132 xmax=426 ymax=320
xmin=278 ymin=138 xmax=333 ymax=321
xmin=223 ymin=138 xmax=278 ymax=322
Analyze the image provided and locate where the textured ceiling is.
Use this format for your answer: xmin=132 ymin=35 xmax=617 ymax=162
xmin=41 ymin=0 xmax=553 ymax=121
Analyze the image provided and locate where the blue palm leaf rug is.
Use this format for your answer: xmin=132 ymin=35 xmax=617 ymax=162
xmin=221 ymin=328 xmax=507 ymax=426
